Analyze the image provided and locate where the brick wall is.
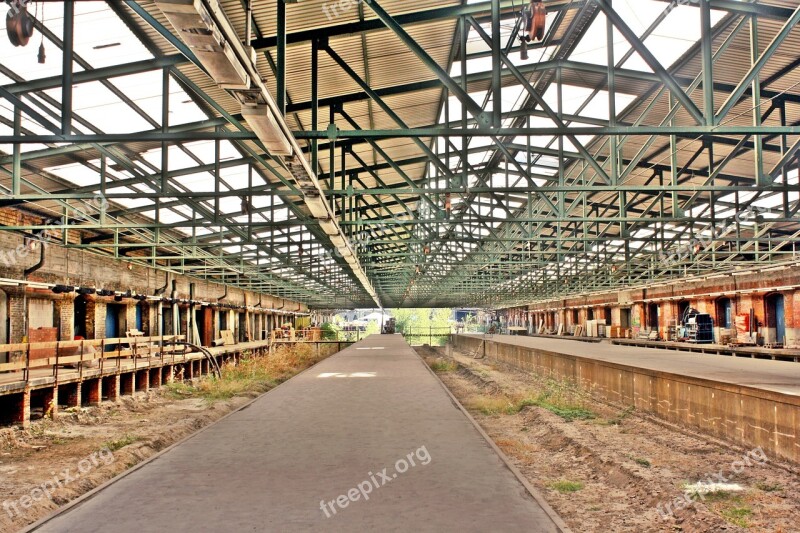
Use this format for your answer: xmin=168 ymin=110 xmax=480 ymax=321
xmin=524 ymin=269 xmax=800 ymax=344
xmin=0 ymin=228 xmax=305 ymax=347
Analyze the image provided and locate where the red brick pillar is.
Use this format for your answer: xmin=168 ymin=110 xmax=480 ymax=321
xmin=14 ymin=386 xmax=31 ymax=428
xmin=65 ymin=382 xmax=81 ymax=408
xmin=121 ymin=373 xmax=135 ymax=396
xmin=84 ymin=379 xmax=102 ymax=406
xmin=136 ymin=370 xmax=149 ymax=392
xmin=149 ymin=367 xmax=161 ymax=389
xmin=104 ymin=375 xmax=120 ymax=402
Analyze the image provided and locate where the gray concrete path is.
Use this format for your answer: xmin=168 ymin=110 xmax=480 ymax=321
xmin=28 ymin=335 xmax=563 ymax=533
xmin=466 ymin=334 xmax=800 ymax=396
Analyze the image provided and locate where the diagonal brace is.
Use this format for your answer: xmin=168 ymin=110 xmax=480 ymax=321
xmin=362 ymin=0 xmax=492 ymax=127
xmin=596 ymin=0 xmax=705 ymax=125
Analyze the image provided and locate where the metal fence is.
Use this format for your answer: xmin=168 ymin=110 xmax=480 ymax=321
xmin=400 ymin=328 xmax=452 ymax=346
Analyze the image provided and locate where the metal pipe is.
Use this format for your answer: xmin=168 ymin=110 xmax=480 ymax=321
xmin=23 ymin=243 xmax=46 ymax=278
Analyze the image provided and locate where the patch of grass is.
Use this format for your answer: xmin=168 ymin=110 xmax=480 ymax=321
xmin=495 ymin=437 xmax=536 ymax=455
xmin=164 ymin=344 xmax=324 ymax=402
xmin=428 ymin=358 xmax=458 ymax=373
xmin=633 ymin=457 xmax=651 ymax=468
xmin=104 ymin=434 xmax=139 ymax=452
xmin=465 ymin=395 xmax=516 ymax=415
xmin=463 ymin=386 xmax=596 ymax=421
xmin=539 ymin=403 xmax=596 ymax=422
xmin=755 ymin=481 xmax=783 ymax=492
xmin=719 ymin=506 xmax=752 ymax=528
xmin=548 ymin=480 xmax=584 ymax=494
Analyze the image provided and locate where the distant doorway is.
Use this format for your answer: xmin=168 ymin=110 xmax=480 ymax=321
xmin=620 ymin=308 xmax=631 ymax=329
xmin=678 ymin=301 xmax=691 ymax=323
xmin=766 ymin=294 xmax=786 ymax=344
xmin=716 ymin=298 xmax=732 ymax=329
xmin=74 ymin=295 xmax=88 ymax=338
xmin=648 ymin=303 xmax=659 ymax=329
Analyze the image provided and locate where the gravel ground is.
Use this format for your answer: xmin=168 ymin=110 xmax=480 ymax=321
xmin=420 ymin=345 xmax=799 ymax=533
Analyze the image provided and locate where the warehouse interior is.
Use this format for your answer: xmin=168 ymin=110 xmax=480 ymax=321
xmin=1 ymin=0 xmax=800 ymax=531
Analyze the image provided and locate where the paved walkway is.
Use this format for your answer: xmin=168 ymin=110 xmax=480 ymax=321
xmin=28 ymin=335 xmax=564 ymax=533
xmin=465 ymin=334 xmax=800 ymax=397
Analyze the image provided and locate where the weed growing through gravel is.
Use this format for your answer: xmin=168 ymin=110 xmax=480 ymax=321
xmin=104 ymin=434 xmax=139 ymax=452
xmin=755 ymin=481 xmax=782 ymax=492
xmin=427 ymin=352 xmax=597 ymax=422
xmin=165 ymin=344 xmax=325 ymax=402
xmin=463 ymin=377 xmax=596 ymax=421
xmin=684 ymin=489 xmax=754 ymax=527
xmin=548 ymin=480 xmax=584 ymax=494
xmin=720 ymin=505 xmax=752 ymax=528
xmin=428 ymin=358 xmax=458 ymax=373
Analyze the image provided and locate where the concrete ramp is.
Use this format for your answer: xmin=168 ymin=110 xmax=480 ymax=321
xmin=27 ymin=335 xmax=565 ymax=532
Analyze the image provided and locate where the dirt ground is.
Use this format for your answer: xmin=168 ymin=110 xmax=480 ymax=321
xmin=0 ymin=391 xmax=257 ymax=532
xmin=0 ymin=344 xmax=332 ymax=533
xmin=420 ymin=345 xmax=800 ymax=533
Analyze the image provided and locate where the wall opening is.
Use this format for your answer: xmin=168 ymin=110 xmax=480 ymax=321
xmin=716 ymin=297 xmax=733 ymax=329
xmin=648 ymin=303 xmax=659 ymax=329
xmin=105 ymin=303 xmax=127 ymax=349
xmin=74 ymin=295 xmax=89 ymax=339
xmin=765 ymin=293 xmax=786 ymax=344
xmin=620 ymin=308 xmax=631 ymax=329
xmin=678 ymin=300 xmax=691 ymax=323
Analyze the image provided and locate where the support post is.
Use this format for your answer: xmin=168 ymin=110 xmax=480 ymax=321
xmin=491 ymin=0 xmax=501 ymax=128
xmin=277 ymin=0 xmax=287 ymax=115
xmin=61 ymin=0 xmax=74 ymax=134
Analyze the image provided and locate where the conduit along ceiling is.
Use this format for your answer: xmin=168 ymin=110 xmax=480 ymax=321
xmin=0 ymin=0 xmax=799 ymax=309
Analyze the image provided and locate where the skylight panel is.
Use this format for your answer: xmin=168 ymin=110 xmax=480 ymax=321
xmin=219 ymin=165 xmax=251 ymax=190
xmin=141 ymin=145 xmax=199 ymax=172
xmin=622 ymin=5 xmax=726 ymax=71
xmin=185 ymin=141 xmax=218 ymax=165
xmin=104 ymin=187 xmax=153 ymax=209
xmin=580 ymin=91 xmax=638 ymax=120
xmin=167 ymin=78 xmax=208 ymax=125
xmin=542 ymin=84 xmax=595 ymax=115
xmin=214 ymin=196 xmax=246 ymax=215
xmin=73 ymin=93 xmax=154 ymax=134
xmin=43 ymin=162 xmax=99 ymax=187
xmin=174 ymin=171 xmax=216 ymax=191
xmin=72 ymin=3 xmax=152 ymax=68
xmin=568 ymin=13 xmax=634 ymax=68
xmin=438 ymin=90 xmax=489 ymax=123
